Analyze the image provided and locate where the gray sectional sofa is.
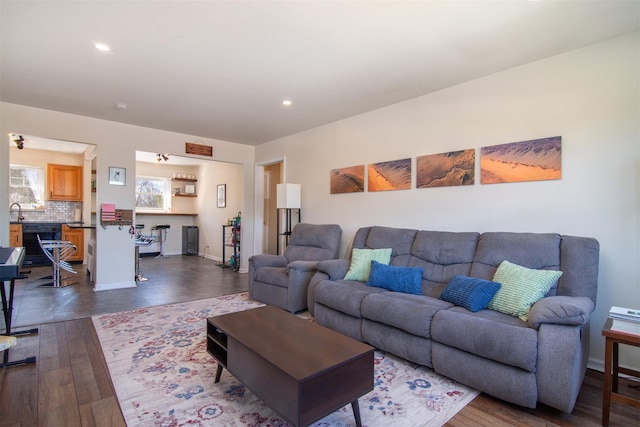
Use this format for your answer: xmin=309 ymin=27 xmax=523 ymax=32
xmin=307 ymin=226 xmax=599 ymax=413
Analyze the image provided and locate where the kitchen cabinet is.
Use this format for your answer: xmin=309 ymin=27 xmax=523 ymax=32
xmin=9 ymin=223 xmax=22 ymax=247
xmin=48 ymin=164 xmax=83 ymax=201
xmin=62 ymin=225 xmax=84 ymax=262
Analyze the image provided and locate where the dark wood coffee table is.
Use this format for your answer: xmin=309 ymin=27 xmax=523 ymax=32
xmin=206 ymin=305 xmax=374 ymax=426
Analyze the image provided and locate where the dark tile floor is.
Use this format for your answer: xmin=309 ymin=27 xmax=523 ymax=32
xmin=2 ymin=255 xmax=248 ymax=333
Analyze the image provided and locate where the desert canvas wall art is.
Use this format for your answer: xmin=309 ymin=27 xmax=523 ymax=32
xmin=481 ymin=136 xmax=562 ymax=184
xmin=330 ymin=165 xmax=365 ymax=194
xmin=368 ymin=158 xmax=412 ymax=192
xmin=417 ymin=149 xmax=475 ymax=188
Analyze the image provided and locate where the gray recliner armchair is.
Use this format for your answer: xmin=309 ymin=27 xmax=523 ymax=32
xmin=249 ymin=223 xmax=342 ymax=313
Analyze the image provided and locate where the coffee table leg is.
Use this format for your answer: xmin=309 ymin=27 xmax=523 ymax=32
xmin=351 ymin=399 xmax=362 ymax=427
xmin=215 ymin=363 xmax=224 ymax=383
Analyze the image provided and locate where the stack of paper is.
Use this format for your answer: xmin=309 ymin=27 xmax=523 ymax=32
xmin=609 ymin=306 xmax=640 ymax=335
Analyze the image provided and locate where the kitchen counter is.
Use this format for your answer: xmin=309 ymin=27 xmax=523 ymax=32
xmin=65 ymin=223 xmax=97 ymax=229
xmin=136 ymin=212 xmax=198 ymax=216
xmin=9 ymin=221 xmax=65 ymax=225
xmin=90 ymin=212 xmax=197 ymax=217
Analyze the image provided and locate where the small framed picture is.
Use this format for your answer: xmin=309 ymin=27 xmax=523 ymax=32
xmin=109 ymin=166 xmax=126 ymax=186
xmin=185 ymin=184 xmax=196 ymax=194
xmin=217 ymin=184 xmax=226 ymax=208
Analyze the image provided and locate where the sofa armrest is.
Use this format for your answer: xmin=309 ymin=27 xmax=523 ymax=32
xmin=288 ymin=260 xmax=319 ymax=273
xmin=316 ymin=259 xmax=351 ymax=280
xmin=249 ymin=254 xmax=288 ymax=269
xmin=527 ymin=296 xmax=594 ymax=330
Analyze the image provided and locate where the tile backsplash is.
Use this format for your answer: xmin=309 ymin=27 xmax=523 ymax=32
xmin=14 ymin=201 xmax=83 ymax=223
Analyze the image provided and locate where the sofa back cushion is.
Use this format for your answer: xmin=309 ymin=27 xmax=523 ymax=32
xmin=354 ymin=226 xmax=418 ymax=267
xmin=470 ymin=232 xmax=562 ymax=296
xmin=408 ymin=231 xmax=480 ymax=297
xmin=284 ymin=223 xmax=342 ymax=262
xmin=559 ymin=236 xmax=599 ymax=304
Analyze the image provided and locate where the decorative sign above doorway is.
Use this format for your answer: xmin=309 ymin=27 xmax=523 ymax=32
xmin=185 ymin=142 xmax=213 ymax=157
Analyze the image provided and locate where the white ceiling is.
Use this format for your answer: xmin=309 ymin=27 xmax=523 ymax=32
xmin=1 ymin=1 xmax=638 ymax=146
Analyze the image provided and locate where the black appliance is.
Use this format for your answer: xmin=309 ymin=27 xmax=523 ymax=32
xmin=21 ymin=222 xmax=62 ymax=266
xmin=182 ymin=226 xmax=199 ymax=255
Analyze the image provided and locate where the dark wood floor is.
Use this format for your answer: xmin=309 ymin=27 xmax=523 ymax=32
xmin=2 ymin=256 xmax=639 ymax=426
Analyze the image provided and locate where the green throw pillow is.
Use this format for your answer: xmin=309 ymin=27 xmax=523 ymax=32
xmin=343 ymin=248 xmax=392 ymax=281
xmin=488 ymin=260 xmax=563 ymax=321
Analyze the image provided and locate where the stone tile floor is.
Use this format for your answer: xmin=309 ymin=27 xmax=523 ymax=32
xmin=2 ymin=254 xmax=248 ymax=332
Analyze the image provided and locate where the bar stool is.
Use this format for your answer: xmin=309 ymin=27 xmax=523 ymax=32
xmin=152 ymin=224 xmax=170 ymax=258
xmin=37 ymin=235 xmax=77 ymax=287
xmin=134 ymin=224 xmax=153 ymax=281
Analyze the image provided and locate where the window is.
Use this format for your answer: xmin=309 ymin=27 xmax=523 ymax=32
xmin=135 ymin=176 xmax=171 ymax=211
xmin=10 ymin=164 xmax=45 ymax=210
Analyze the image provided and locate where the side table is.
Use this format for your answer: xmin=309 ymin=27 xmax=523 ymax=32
xmin=601 ymin=317 xmax=640 ymax=426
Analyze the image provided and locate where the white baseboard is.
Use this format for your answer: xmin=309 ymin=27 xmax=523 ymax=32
xmin=588 ymin=358 xmax=604 ymax=373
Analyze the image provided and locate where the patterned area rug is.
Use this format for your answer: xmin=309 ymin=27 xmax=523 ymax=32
xmin=92 ymin=293 xmax=478 ymax=426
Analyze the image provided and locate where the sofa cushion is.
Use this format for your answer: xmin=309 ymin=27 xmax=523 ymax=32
xmin=432 ymin=308 xmax=538 ymax=372
xmin=344 ymin=248 xmax=392 ymax=281
xmin=366 ymin=261 xmax=423 ymax=295
xmin=488 ymin=261 xmax=563 ymax=321
xmin=361 ymin=292 xmax=451 ymax=338
xmin=440 ymin=275 xmax=501 ymax=312
xmin=314 ymin=280 xmax=384 ymax=318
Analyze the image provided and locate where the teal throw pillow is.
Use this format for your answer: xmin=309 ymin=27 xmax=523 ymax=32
xmin=440 ymin=275 xmax=502 ymax=312
xmin=488 ymin=260 xmax=563 ymax=321
xmin=366 ymin=260 xmax=423 ymax=295
xmin=344 ymin=248 xmax=392 ymax=281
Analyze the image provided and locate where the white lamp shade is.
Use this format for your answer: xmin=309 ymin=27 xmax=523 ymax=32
xmin=277 ymin=183 xmax=301 ymax=209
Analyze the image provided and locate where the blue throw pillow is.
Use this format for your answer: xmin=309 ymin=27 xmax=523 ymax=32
xmin=440 ymin=275 xmax=502 ymax=312
xmin=366 ymin=260 xmax=423 ymax=295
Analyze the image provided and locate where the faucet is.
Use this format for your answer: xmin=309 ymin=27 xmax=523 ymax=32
xmin=9 ymin=203 xmax=24 ymax=223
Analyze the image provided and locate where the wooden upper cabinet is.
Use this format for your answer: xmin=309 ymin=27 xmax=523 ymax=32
xmin=47 ymin=164 xmax=83 ymax=201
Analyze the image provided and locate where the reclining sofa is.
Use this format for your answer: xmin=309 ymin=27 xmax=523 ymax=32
xmin=307 ymin=226 xmax=599 ymax=413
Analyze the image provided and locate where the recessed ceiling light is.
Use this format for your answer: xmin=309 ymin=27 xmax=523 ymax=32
xmin=94 ymin=42 xmax=110 ymax=52
xmin=282 ymin=100 xmax=292 ymax=106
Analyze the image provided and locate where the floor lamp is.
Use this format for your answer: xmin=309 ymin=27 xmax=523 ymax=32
xmin=276 ymin=183 xmax=301 ymax=255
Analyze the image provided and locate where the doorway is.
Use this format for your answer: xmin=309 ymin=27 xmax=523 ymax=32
xmin=262 ymin=162 xmax=282 ymax=255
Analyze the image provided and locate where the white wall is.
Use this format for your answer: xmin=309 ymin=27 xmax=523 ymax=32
xmin=196 ymin=160 xmax=244 ymax=265
xmin=256 ymin=33 xmax=640 ymax=370
xmin=1 ymin=104 xmax=255 ymax=290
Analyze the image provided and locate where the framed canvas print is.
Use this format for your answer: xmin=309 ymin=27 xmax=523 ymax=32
xmin=416 ymin=149 xmax=475 ymax=188
xmin=330 ymin=165 xmax=365 ymax=194
xmin=185 ymin=184 xmax=196 ymax=194
xmin=368 ymin=158 xmax=411 ymax=192
xmin=481 ymin=136 xmax=561 ymax=184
